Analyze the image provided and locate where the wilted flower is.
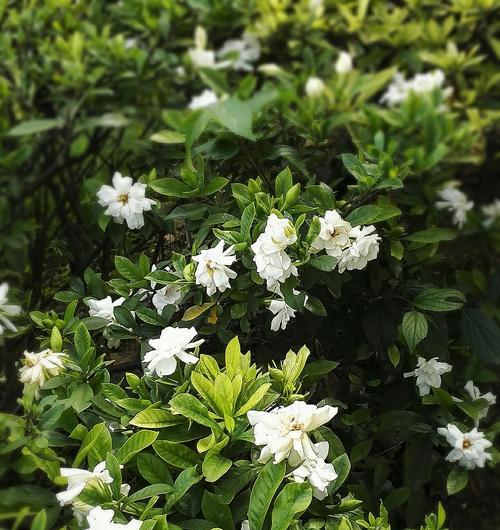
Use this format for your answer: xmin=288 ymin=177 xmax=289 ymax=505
xmin=436 ymin=183 xmax=473 ymax=228
xmin=188 ymin=89 xmax=219 ymax=110
xmin=0 ymin=283 xmax=21 ymax=337
xmin=404 ymin=356 xmax=452 ymax=396
xmin=247 ymin=401 xmax=338 ymax=464
xmin=19 ymin=349 xmax=66 ymax=396
xmin=87 ymin=296 xmax=125 ymax=324
xmin=311 ymin=210 xmax=352 ymax=258
xmin=335 ymin=51 xmax=353 ymax=74
xmin=268 ymin=298 xmax=296 ymax=331
xmin=144 ymin=326 xmax=204 ymax=377
xmin=437 ymin=424 xmax=492 ymax=470
xmin=217 ymin=33 xmax=260 ymax=71
xmin=337 ymin=225 xmax=380 ymax=273
xmin=305 ymin=76 xmax=326 ymax=97
xmin=152 ymin=285 xmax=183 ymax=313
xmin=291 ymin=441 xmax=337 ymax=500
xmin=97 ymin=172 xmax=155 ymax=230
xmin=193 ymin=240 xmax=237 ymax=296
xmin=57 ymin=461 xmax=113 ymax=506
xmin=482 ymin=199 xmax=500 ymax=228
xmin=86 ymin=506 xmax=142 ymax=530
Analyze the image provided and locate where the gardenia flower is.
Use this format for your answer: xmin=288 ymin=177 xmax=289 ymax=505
xmin=241 ymin=521 xmax=250 ymax=530
xmin=335 ymin=51 xmax=353 ymax=74
xmin=311 ymin=210 xmax=352 ymax=258
xmin=217 ymin=33 xmax=260 ymax=71
xmin=380 ymin=70 xmax=452 ymax=107
xmin=464 ymin=380 xmax=496 ymax=421
xmin=247 ymin=401 xmax=338 ymax=464
xmin=97 ymin=172 xmax=155 ymax=230
xmin=305 ymin=76 xmax=326 ymax=97
xmin=87 ymin=296 xmax=125 ymax=324
xmin=19 ymin=349 xmax=66 ymax=396
xmin=482 ymin=199 xmax=500 ymax=228
xmin=56 ymin=461 xmax=113 ymax=506
xmin=0 ymin=283 xmax=21 ymax=337
xmin=404 ymin=356 xmax=452 ymax=396
xmin=86 ymin=507 xmax=142 ymax=530
xmin=337 ymin=225 xmax=380 ymax=273
xmin=291 ymin=441 xmax=337 ymax=500
xmin=436 ymin=183 xmax=474 ymax=228
xmin=437 ymin=424 xmax=492 ymax=470
xmin=258 ymin=63 xmax=283 ymax=76
xmin=189 ymin=89 xmax=219 ymax=110
xmin=143 ymin=326 xmax=204 ymax=377
xmin=192 ymin=240 xmax=237 ymax=296
xmin=188 ymin=26 xmax=223 ymax=69
xmin=268 ymin=298 xmax=296 ymax=331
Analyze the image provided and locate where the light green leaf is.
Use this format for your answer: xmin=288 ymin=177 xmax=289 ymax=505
xmin=115 ymin=431 xmax=158 ymax=464
xmin=129 ymin=408 xmax=180 ymax=429
xmin=154 ymin=440 xmax=200 ymax=469
xmin=202 ymin=453 xmax=232 ymax=482
xmin=401 ymin=311 xmax=428 ymax=352
xmin=8 ymin=119 xmax=63 ymax=136
xmin=270 ymin=482 xmax=312 ymax=530
xmin=150 ymin=130 xmax=186 ymax=144
xmin=447 ymin=467 xmax=468 ymax=495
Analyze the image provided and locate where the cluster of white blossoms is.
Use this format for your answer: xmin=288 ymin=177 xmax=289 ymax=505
xmin=482 ymin=198 xmax=500 ymax=228
xmin=143 ymin=326 xmax=203 ymax=377
xmin=86 ymin=507 xmax=142 ymax=530
xmin=435 ymin=182 xmax=474 ymax=228
xmin=248 ymin=401 xmax=339 ymax=499
xmin=404 ymin=356 xmax=452 ymax=396
xmin=380 ymin=69 xmax=453 ymax=107
xmin=97 ymin=172 xmax=155 ymax=230
xmin=19 ymin=349 xmax=66 ymax=397
xmin=192 ymin=240 xmax=237 ymax=296
xmin=0 ymin=283 xmax=21 ymax=339
xmin=311 ymin=210 xmax=380 ymax=273
xmin=251 ymin=214 xmax=298 ymax=291
xmin=438 ymin=424 xmax=492 ymax=470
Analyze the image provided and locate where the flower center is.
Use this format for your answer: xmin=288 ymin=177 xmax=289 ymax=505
xmin=462 ymin=438 xmax=472 ymax=449
xmin=206 ymin=260 xmax=216 ymax=276
xmin=118 ymin=193 xmax=129 ymax=205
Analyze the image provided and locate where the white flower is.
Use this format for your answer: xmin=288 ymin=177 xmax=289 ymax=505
xmin=482 ymin=199 xmax=500 ymax=228
xmin=144 ymin=326 xmax=204 ymax=377
xmin=241 ymin=521 xmax=250 ymax=530
xmin=437 ymin=424 xmax=492 ymax=470
xmin=87 ymin=296 xmax=125 ymax=324
xmin=192 ymin=240 xmax=237 ymax=296
xmin=309 ymin=0 xmax=324 ymax=17
xmin=291 ymin=441 xmax=338 ymax=500
xmin=436 ymin=183 xmax=474 ymax=228
xmin=247 ymin=401 xmax=338 ymax=464
xmin=188 ymin=26 xmax=225 ymax=70
xmin=337 ymin=225 xmax=380 ymax=273
xmin=464 ymin=380 xmax=496 ymax=421
xmin=305 ymin=76 xmax=326 ymax=97
xmin=97 ymin=172 xmax=155 ymax=230
xmin=380 ymin=70 xmax=453 ymax=107
xmin=404 ymin=356 xmax=452 ymax=396
xmin=152 ymin=285 xmax=183 ymax=313
xmin=86 ymin=506 xmax=142 ymax=530
xmin=269 ymin=299 xmax=296 ymax=331
xmin=217 ymin=33 xmax=260 ymax=71
xmin=56 ymin=461 xmax=113 ymax=506
xmin=19 ymin=349 xmax=66 ymax=396
xmin=261 ymin=213 xmax=298 ymax=251
xmin=188 ymin=89 xmax=219 ymax=110
xmin=0 ymin=283 xmax=21 ymax=337
xmin=311 ymin=210 xmax=352 ymax=258
xmin=335 ymin=51 xmax=353 ymax=74
xmin=258 ymin=63 xmax=283 ymax=76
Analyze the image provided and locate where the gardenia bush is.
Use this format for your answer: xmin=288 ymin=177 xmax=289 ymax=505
xmin=1 ymin=1 xmax=500 ymax=530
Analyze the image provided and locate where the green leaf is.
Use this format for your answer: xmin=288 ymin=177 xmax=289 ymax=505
xmin=149 ymin=178 xmax=194 ymax=198
xmin=405 ymin=228 xmax=456 ymax=244
xmin=447 ymin=467 xmax=468 ymax=495
xmin=129 ymin=408 xmax=180 ymax=429
xmin=304 ymin=295 xmax=327 ymax=317
xmin=31 ymin=509 xmax=47 ymax=530
xmin=126 ymin=483 xmax=174 ymax=503
xmin=69 ymin=383 xmax=94 ymax=413
xmin=270 ymin=482 xmax=312 ymax=530
xmin=387 ymin=345 xmax=401 ymax=367
xmin=383 ymin=487 xmax=410 ymax=509
xmin=50 ymin=326 xmax=63 ymax=352
xmin=150 ymin=130 xmax=186 ymax=144
xmin=329 ymin=453 xmax=351 ymax=493
xmin=202 ymin=490 xmax=235 ymax=530
xmin=74 ymin=322 xmax=91 ymax=357
xmin=115 ymin=431 xmax=158 ymax=464
xmin=182 ymin=302 xmax=215 ymax=321
xmin=341 ymin=154 xmax=368 ymax=181
xmin=461 ymin=308 xmax=500 ymax=364
xmin=248 ymin=460 xmax=286 ymax=530
xmin=346 ymin=204 xmax=401 ymax=226
xmin=211 ymin=98 xmax=256 ymax=141
xmin=165 ymin=466 xmax=202 ymax=510
xmin=137 ymin=453 xmax=173 ymax=486
xmin=73 ymin=422 xmax=111 ymax=467
xmin=115 ymin=256 xmax=143 ymax=281
xmin=401 ymin=311 xmax=428 ymax=353
xmin=106 ymin=452 xmax=122 ymax=499
xmin=204 ymin=176 xmax=229 ymax=195
xmin=154 ymin=440 xmax=200 ymax=469
xmin=350 ymin=439 xmax=372 ymax=464
xmin=275 ymin=167 xmax=293 ymax=198
xmin=240 ymin=202 xmax=256 ymax=242
xmin=310 ymin=255 xmax=338 ymax=272
xmin=170 ymin=393 xmax=222 ymax=431
xmin=413 ymin=288 xmax=465 ymax=312
xmin=202 ymin=453 xmax=232 ymax=482
xmin=8 ymin=119 xmax=64 ymax=136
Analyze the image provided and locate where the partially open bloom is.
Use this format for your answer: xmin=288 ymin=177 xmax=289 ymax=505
xmin=438 ymin=424 xmax=492 ymax=470
xmin=482 ymin=199 xmax=500 ymax=228
xmin=268 ymin=298 xmax=296 ymax=331
xmin=260 ymin=214 xmax=298 ymax=251
xmin=464 ymin=380 xmax=496 ymax=422
xmin=57 ymin=461 xmax=113 ymax=506
xmin=0 ymin=283 xmax=21 ymax=337
xmin=86 ymin=507 xmax=142 ymax=530
xmin=404 ymin=356 xmax=452 ymax=396
xmin=19 ymin=349 xmax=66 ymax=396
xmin=188 ymin=26 xmax=223 ymax=69
xmin=247 ymin=401 xmax=338 ymax=464
xmin=193 ymin=240 xmax=237 ymax=296
xmin=291 ymin=441 xmax=338 ymax=500
xmin=188 ymin=89 xmax=218 ymax=110
xmin=335 ymin=51 xmax=353 ymax=74
xmin=436 ymin=183 xmax=473 ymax=228
xmin=144 ymin=326 xmax=204 ymax=377
xmin=97 ymin=172 xmax=155 ymax=230
xmin=241 ymin=521 xmax=250 ymax=530
xmin=87 ymin=296 xmax=125 ymax=324
xmin=217 ymin=33 xmax=260 ymax=71
xmin=337 ymin=225 xmax=380 ymax=273
xmin=305 ymin=77 xmax=326 ymax=97
xmin=311 ymin=210 xmax=352 ymax=258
